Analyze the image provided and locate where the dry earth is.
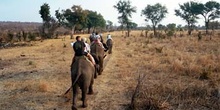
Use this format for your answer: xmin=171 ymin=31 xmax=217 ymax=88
xmin=0 ymin=31 xmax=220 ymax=110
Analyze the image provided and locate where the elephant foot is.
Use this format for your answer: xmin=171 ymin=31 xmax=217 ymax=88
xmin=88 ymin=90 xmax=94 ymax=95
xmin=82 ymin=103 xmax=88 ymax=108
xmin=72 ymin=105 xmax=77 ymax=110
xmin=94 ymin=74 xmax=97 ymax=79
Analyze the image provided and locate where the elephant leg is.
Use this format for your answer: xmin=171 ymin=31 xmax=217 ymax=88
xmin=109 ymin=46 xmax=112 ymax=54
xmin=88 ymin=77 xmax=94 ymax=95
xmin=99 ymin=56 xmax=104 ymax=75
xmin=72 ymin=84 xmax=78 ymax=110
xmin=81 ymin=86 xmax=88 ymax=108
xmin=94 ymin=64 xmax=98 ymax=79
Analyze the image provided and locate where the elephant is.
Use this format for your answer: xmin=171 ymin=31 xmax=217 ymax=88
xmin=71 ymin=56 xmax=95 ymax=110
xmin=90 ymin=42 xmax=105 ymax=75
xmin=106 ymin=38 xmax=113 ymax=54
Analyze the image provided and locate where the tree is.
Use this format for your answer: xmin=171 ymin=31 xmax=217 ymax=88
xmin=55 ymin=9 xmax=65 ymax=26
xmin=141 ymin=3 xmax=168 ymax=36
xmin=175 ymin=1 xmax=199 ymax=35
xmin=128 ymin=22 xmax=138 ymax=29
xmin=60 ymin=5 xmax=88 ymax=39
xmin=39 ymin=3 xmax=51 ymax=23
xmin=158 ymin=24 xmax=166 ymax=32
xmin=39 ymin=3 xmax=59 ymax=39
xmin=86 ymin=10 xmax=106 ymax=33
xmin=47 ymin=17 xmax=59 ymax=38
xmin=209 ymin=20 xmax=220 ymax=30
xmin=39 ymin=3 xmax=51 ymax=38
xmin=106 ymin=20 xmax=113 ymax=31
xmin=114 ymin=0 xmax=136 ymax=37
xmin=167 ymin=23 xmax=176 ymax=32
xmin=193 ymin=1 xmax=220 ymax=34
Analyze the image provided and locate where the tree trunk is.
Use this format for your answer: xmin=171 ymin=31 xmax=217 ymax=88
xmin=153 ymin=25 xmax=156 ymax=37
xmin=127 ymin=29 xmax=130 ymax=37
xmin=187 ymin=23 xmax=192 ymax=35
xmin=205 ymin=21 xmax=209 ymax=35
xmin=92 ymin=27 xmax=96 ymax=33
xmin=70 ymin=26 xmax=75 ymax=39
xmin=88 ymin=27 xmax=91 ymax=34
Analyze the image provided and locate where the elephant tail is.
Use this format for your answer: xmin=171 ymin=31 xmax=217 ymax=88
xmin=64 ymin=62 xmax=81 ymax=95
xmin=72 ymin=67 xmax=82 ymax=87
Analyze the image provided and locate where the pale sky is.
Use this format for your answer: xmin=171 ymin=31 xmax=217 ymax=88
xmin=0 ymin=0 xmax=219 ymax=26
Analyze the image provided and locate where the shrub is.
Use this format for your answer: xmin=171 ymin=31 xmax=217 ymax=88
xmin=28 ymin=32 xmax=36 ymax=41
xmin=166 ymin=30 xmax=174 ymax=37
xmin=7 ymin=32 xmax=14 ymax=42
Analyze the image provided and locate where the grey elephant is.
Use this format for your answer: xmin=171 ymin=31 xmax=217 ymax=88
xmin=71 ymin=56 xmax=95 ymax=110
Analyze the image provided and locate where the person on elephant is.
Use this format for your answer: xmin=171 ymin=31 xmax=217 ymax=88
xmin=91 ymin=34 xmax=108 ymax=52
xmin=89 ymin=33 xmax=96 ymax=43
xmin=81 ymin=37 xmax=90 ymax=53
xmin=106 ymin=34 xmax=113 ymax=54
xmin=107 ymin=34 xmax=113 ymax=41
xmin=91 ymin=35 xmax=104 ymax=48
xmin=99 ymin=33 xmax=104 ymax=43
xmin=99 ymin=33 xmax=108 ymax=51
xmin=72 ymin=36 xmax=95 ymax=65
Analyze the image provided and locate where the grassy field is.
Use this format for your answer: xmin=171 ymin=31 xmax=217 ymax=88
xmin=0 ymin=30 xmax=220 ymax=110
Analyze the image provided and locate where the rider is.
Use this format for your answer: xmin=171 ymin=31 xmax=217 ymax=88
xmin=72 ymin=36 xmax=95 ymax=65
xmin=91 ymin=33 xmax=108 ymax=51
xmin=81 ymin=37 xmax=90 ymax=53
xmin=107 ymin=34 xmax=112 ymax=40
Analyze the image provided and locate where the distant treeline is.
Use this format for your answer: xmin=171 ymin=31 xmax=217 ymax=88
xmin=0 ymin=21 xmax=42 ymax=33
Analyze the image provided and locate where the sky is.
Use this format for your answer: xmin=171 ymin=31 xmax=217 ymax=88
xmin=0 ymin=0 xmax=219 ymax=27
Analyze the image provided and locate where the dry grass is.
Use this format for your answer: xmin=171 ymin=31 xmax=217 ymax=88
xmin=124 ymin=30 xmax=220 ymax=110
xmin=0 ymin=30 xmax=220 ymax=110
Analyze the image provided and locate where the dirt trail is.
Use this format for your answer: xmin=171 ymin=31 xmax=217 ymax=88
xmin=71 ymin=48 xmax=131 ymax=110
xmin=66 ymin=36 xmax=135 ymax=110
xmin=0 ymin=34 xmax=135 ymax=110
xmin=88 ymin=54 xmax=128 ymax=110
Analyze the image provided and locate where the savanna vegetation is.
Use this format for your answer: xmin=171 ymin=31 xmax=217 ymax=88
xmin=0 ymin=0 xmax=220 ymax=110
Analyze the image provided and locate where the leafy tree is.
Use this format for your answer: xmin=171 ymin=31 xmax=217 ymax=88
xmin=96 ymin=13 xmax=106 ymax=30
xmin=86 ymin=10 xmax=106 ymax=33
xmin=128 ymin=22 xmax=138 ymax=29
xmin=39 ymin=3 xmax=51 ymax=23
xmin=39 ymin=3 xmax=50 ymax=37
xmin=39 ymin=3 xmax=59 ymax=39
xmin=193 ymin=1 xmax=220 ymax=34
xmin=158 ymin=24 xmax=166 ymax=31
xmin=141 ymin=3 xmax=168 ymax=36
xmin=175 ymin=1 xmax=199 ymax=35
xmin=86 ymin=10 xmax=98 ymax=33
xmin=167 ymin=23 xmax=176 ymax=32
xmin=114 ymin=0 xmax=136 ymax=37
xmin=55 ymin=9 xmax=65 ymax=26
xmin=59 ymin=5 xmax=88 ymax=39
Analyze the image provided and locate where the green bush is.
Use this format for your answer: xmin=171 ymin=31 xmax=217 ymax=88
xmin=166 ymin=30 xmax=174 ymax=37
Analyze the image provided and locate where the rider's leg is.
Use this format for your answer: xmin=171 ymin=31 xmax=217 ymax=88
xmin=87 ymin=53 xmax=96 ymax=65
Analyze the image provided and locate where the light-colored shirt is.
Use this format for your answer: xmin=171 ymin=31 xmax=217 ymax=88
xmin=107 ymin=35 xmax=112 ymax=40
xmin=85 ymin=43 xmax=90 ymax=53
